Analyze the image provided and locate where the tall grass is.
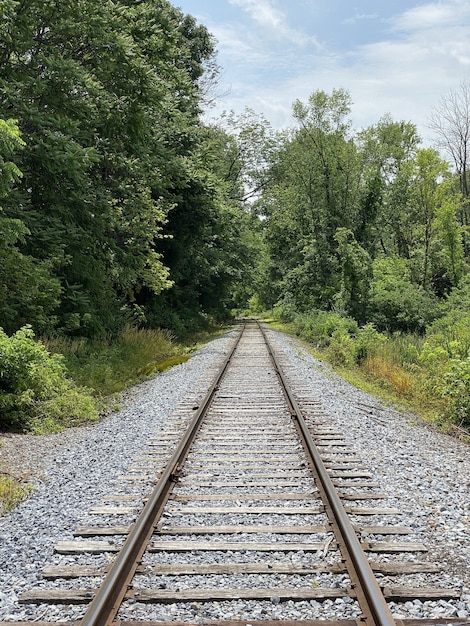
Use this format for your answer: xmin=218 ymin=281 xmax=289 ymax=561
xmin=45 ymin=325 xmax=181 ymax=396
xmin=266 ymin=307 xmax=466 ymax=432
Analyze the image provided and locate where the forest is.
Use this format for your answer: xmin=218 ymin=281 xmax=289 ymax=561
xmin=1 ymin=0 xmax=470 ymax=435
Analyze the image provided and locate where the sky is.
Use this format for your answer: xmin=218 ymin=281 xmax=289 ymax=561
xmin=175 ymin=0 xmax=470 ymax=144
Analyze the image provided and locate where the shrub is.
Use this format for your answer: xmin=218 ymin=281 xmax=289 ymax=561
xmin=355 ymin=323 xmax=387 ymax=363
xmin=440 ymin=357 xmax=470 ymax=427
xmin=326 ymin=328 xmax=357 ymax=366
xmin=292 ymin=310 xmax=358 ymax=348
xmin=0 ymin=325 xmax=98 ymax=431
xmin=48 ymin=324 xmax=179 ymax=395
xmin=368 ymin=257 xmax=439 ymax=333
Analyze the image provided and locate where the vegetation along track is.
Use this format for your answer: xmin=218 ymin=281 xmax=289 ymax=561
xmin=6 ymin=321 xmax=470 ymax=626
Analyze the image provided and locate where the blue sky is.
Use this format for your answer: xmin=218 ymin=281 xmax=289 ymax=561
xmin=175 ymin=0 xmax=470 ymax=143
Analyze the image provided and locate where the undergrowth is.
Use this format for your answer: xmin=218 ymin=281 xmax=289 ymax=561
xmin=46 ymin=325 xmax=180 ymax=396
xmin=262 ymin=306 xmax=469 ymax=436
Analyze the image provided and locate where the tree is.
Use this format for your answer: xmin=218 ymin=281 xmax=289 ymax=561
xmin=406 ymin=148 xmax=452 ymax=290
xmin=434 ymin=195 xmax=465 ymax=288
xmin=429 ymin=82 xmax=470 ymax=198
xmin=0 ymin=118 xmax=61 ymax=334
xmin=429 ymin=82 xmax=470 ymax=249
xmin=215 ymin=109 xmax=281 ymax=203
xmin=368 ymin=257 xmax=439 ymax=333
xmin=257 ymin=89 xmax=364 ymax=312
xmin=334 ymin=227 xmax=371 ymax=322
xmin=0 ymin=0 xmax=217 ymax=336
xmin=357 ymin=116 xmax=420 ymax=257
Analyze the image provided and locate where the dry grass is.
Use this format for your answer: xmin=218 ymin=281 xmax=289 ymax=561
xmin=363 ymin=356 xmax=414 ymax=396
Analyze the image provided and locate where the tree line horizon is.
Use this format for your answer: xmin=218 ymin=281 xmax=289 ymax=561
xmin=1 ymin=0 xmax=470 ymax=341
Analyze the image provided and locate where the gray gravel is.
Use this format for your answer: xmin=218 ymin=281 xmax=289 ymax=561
xmin=265 ymin=327 xmax=470 ymax=621
xmin=1 ymin=325 xmax=469 ymax=623
xmin=0 ymin=330 xmax=236 ymax=621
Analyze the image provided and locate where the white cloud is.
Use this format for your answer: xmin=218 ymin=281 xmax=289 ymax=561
xmin=392 ymin=0 xmax=470 ymax=31
xmin=342 ymin=13 xmax=379 ymax=26
xmin=228 ymin=0 xmax=321 ymax=48
xmin=229 ymin=0 xmax=284 ymax=30
xmin=207 ymin=0 xmax=470 ymax=146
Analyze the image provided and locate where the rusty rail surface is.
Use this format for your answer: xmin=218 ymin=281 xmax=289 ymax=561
xmin=258 ymin=321 xmax=396 ymax=626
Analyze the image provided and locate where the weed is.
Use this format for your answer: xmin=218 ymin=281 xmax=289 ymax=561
xmin=0 ymin=475 xmax=32 ymax=515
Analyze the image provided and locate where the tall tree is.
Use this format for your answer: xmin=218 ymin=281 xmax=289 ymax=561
xmin=406 ymin=148 xmax=452 ymax=290
xmin=357 ymin=116 xmax=420 ymax=257
xmin=259 ymin=89 xmax=363 ymax=312
xmin=429 ymin=82 xmax=470 ymax=251
xmin=0 ymin=0 xmax=216 ymax=335
xmin=0 ymin=117 xmax=61 ymax=333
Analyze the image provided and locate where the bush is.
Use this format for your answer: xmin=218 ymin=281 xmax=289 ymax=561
xmin=326 ymin=328 xmax=357 ymax=366
xmin=292 ymin=310 xmax=358 ymax=347
xmin=355 ymin=323 xmax=387 ymax=363
xmin=0 ymin=325 xmax=98 ymax=431
xmin=48 ymin=324 xmax=179 ymax=395
xmin=368 ymin=257 xmax=439 ymax=333
xmin=440 ymin=357 xmax=470 ymax=428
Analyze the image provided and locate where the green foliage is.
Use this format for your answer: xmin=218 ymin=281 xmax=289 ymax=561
xmin=0 ymin=118 xmax=24 ymax=200
xmin=333 ymin=228 xmax=371 ymax=322
xmin=291 ymin=310 xmax=358 ymax=347
xmin=0 ymin=250 xmax=61 ymax=335
xmin=287 ymin=310 xmax=387 ymax=367
xmin=50 ymin=325 xmax=180 ymax=395
xmin=433 ymin=195 xmax=466 ymax=287
xmin=0 ymin=0 xmax=219 ymax=338
xmin=326 ymin=328 xmax=357 ymax=366
xmin=355 ymin=323 xmax=388 ymax=363
xmin=0 ymin=117 xmax=63 ymax=334
xmin=368 ymin=257 xmax=439 ymax=333
xmin=0 ymin=475 xmax=32 ymax=515
xmin=440 ymin=357 xmax=470 ymax=427
xmin=0 ymin=326 xmax=98 ymax=431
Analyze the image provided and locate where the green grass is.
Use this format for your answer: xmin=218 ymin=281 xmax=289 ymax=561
xmin=45 ymin=326 xmax=182 ymax=396
xmin=0 ymin=473 xmax=32 ymax=515
xmin=44 ymin=323 xmax=231 ymax=399
xmin=262 ymin=316 xmax=444 ymax=427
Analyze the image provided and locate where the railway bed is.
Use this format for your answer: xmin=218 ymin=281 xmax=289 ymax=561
xmin=2 ymin=321 xmax=470 ymax=626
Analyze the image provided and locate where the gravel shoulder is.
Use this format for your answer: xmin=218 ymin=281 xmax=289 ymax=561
xmin=0 ymin=326 xmax=469 ymax=622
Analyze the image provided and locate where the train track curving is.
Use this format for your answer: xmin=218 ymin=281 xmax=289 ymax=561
xmin=5 ymin=320 xmax=470 ymax=626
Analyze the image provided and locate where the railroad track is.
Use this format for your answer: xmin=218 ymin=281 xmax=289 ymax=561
xmin=7 ymin=321 xmax=470 ymax=626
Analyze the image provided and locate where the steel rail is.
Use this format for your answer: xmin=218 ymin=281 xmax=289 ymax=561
xmin=258 ymin=322 xmax=397 ymax=626
xmin=79 ymin=323 xmax=245 ymax=626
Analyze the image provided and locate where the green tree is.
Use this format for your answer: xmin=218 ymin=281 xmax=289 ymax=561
xmin=434 ymin=195 xmax=466 ymax=287
xmin=0 ymin=0 xmax=216 ymax=336
xmin=142 ymin=123 xmax=263 ymax=334
xmin=357 ymin=116 xmax=420 ymax=257
xmin=333 ymin=227 xmax=371 ymax=322
xmin=0 ymin=117 xmax=61 ymax=333
xmin=368 ymin=257 xmax=439 ymax=333
xmin=258 ymin=89 xmax=363 ymax=312
xmin=406 ymin=148 xmax=452 ymax=290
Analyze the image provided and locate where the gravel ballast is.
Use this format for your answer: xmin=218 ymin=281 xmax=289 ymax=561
xmin=1 ymin=326 xmax=469 ymax=622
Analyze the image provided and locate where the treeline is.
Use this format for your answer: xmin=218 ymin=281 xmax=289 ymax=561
xmin=0 ymin=0 xmax=258 ymax=339
xmin=251 ymin=87 xmax=470 ymax=429
xmin=255 ymin=88 xmax=469 ymax=332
